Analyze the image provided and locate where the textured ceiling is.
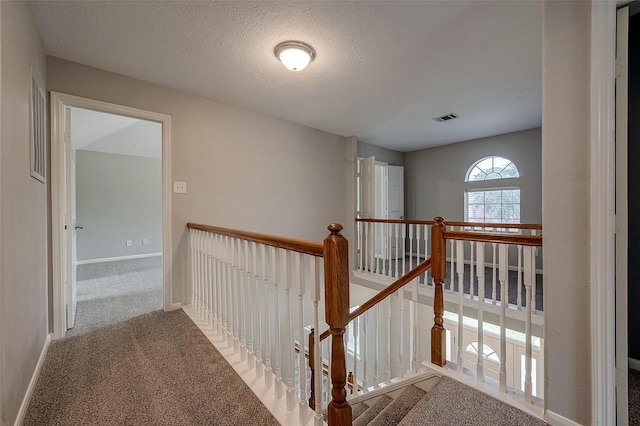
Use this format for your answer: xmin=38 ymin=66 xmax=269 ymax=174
xmin=30 ymin=1 xmax=542 ymax=152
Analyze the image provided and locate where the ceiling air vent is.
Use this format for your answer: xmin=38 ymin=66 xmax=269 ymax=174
xmin=432 ymin=113 xmax=459 ymax=123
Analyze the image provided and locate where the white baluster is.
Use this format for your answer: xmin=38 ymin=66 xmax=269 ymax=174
xmin=384 ymin=223 xmax=389 ymax=276
xmin=374 ymin=304 xmax=380 ymax=388
xmin=385 ymin=297 xmax=391 ymax=383
xmin=283 ymin=250 xmax=295 ymax=410
xmin=397 ymin=289 xmax=404 ymax=378
xmin=376 ymin=223 xmax=382 ymax=274
xmin=408 ymin=224 xmax=414 ymax=272
xmin=424 ymin=224 xmax=430 ymax=259
xmin=450 ymin=239 xmax=455 ymax=293
xmin=195 ymin=230 xmax=202 ymax=316
xmin=362 ymin=311 xmax=368 ymax=392
xmin=233 ymin=238 xmax=240 ymax=352
xmin=261 ymin=244 xmax=273 ymax=387
xmin=469 ymin=241 xmax=475 ymax=300
xmin=411 ymin=277 xmax=419 ymax=372
xmin=394 ymin=223 xmax=400 ymax=278
xmin=220 ymin=236 xmax=228 ymax=335
xmin=207 ymin=232 xmax=214 ymax=328
xmin=218 ymin=234 xmax=225 ymax=335
xmin=245 ymin=240 xmax=254 ymax=367
xmin=296 ymin=252 xmax=307 ymax=421
xmin=273 ymin=247 xmax=283 ymax=398
xmin=492 ymin=243 xmax=497 ymax=305
xmin=213 ymin=233 xmax=221 ymax=333
xmin=352 ymin=316 xmax=359 ymax=394
xmin=230 ymin=237 xmax=238 ymax=348
xmin=364 ymin=222 xmax=370 ymax=273
xmin=238 ymin=238 xmax=246 ymax=357
xmin=310 ymin=256 xmax=322 ymax=425
xmin=498 ymin=244 xmax=508 ymax=393
xmin=415 ymin=225 xmax=421 ymax=273
xmin=401 ymin=224 xmax=407 ymax=276
xmin=189 ymin=229 xmax=194 ymax=309
xmin=370 ymin=222 xmax=376 ymax=275
xmin=531 ymin=231 xmax=538 ymax=313
xmin=517 ymin=245 xmax=523 ymax=309
xmin=523 ymin=245 xmax=534 ymax=404
xmin=253 ymin=242 xmax=263 ymax=378
xmin=358 ymin=221 xmax=363 ymax=272
xmin=423 ymin=224 xmax=429 ymax=283
xmin=456 ymin=240 xmax=465 ymax=373
xmin=476 ymin=242 xmax=485 ymax=383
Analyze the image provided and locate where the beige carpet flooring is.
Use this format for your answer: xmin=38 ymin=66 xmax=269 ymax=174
xmin=24 ymin=310 xmax=279 ymax=425
xmin=24 ymin=257 xmax=278 ymax=425
xmin=67 ymin=256 xmax=163 ymax=337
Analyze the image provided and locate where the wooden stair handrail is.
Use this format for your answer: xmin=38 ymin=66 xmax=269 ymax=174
xmin=187 ymin=222 xmax=323 ymax=257
xmin=317 ymin=256 xmax=433 ymax=343
xmin=356 ymin=217 xmax=542 ymax=230
xmin=443 ymin=230 xmax=543 ymax=247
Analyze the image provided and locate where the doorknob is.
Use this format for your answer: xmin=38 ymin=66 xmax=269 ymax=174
xmin=74 ymin=225 xmax=84 ymax=230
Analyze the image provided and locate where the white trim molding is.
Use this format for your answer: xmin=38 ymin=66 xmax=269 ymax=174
xmin=14 ymin=334 xmax=51 ymax=426
xmin=589 ymin=2 xmax=617 ymax=426
xmin=547 ymin=410 xmax=583 ymax=426
xmin=75 ymin=252 xmax=162 ymax=265
xmin=629 ymin=358 xmax=640 ymax=372
xmin=50 ymin=92 xmax=173 ymax=339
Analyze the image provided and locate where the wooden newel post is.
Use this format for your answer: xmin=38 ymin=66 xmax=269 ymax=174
xmin=323 ymin=223 xmax=352 ymax=426
xmin=431 ymin=217 xmax=447 ymax=367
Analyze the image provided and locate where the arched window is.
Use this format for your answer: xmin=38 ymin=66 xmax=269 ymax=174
xmin=465 ymin=342 xmax=500 ymax=363
xmin=466 ymin=156 xmax=519 ymax=182
xmin=465 ymin=156 xmax=520 ymax=224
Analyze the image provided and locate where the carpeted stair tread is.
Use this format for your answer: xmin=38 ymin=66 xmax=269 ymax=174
xmin=352 ymin=402 xmax=370 ymax=420
xmin=368 ymin=384 xmax=426 ymax=426
xmin=353 ymin=395 xmax=393 ymax=426
xmin=397 ymin=377 xmax=546 ymax=426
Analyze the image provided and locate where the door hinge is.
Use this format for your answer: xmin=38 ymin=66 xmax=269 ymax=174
xmin=616 ymin=58 xmax=626 ymax=79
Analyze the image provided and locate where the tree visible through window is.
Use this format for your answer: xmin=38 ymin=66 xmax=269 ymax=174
xmin=465 ymin=156 xmax=520 ymax=224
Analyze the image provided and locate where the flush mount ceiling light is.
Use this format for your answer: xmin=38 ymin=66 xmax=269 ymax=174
xmin=274 ymin=41 xmax=316 ymax=71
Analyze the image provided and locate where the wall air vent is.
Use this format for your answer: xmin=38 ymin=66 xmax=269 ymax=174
xmin=432 ymin=113 xmax=459 ymax=123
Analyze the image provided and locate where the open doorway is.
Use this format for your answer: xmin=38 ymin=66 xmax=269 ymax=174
xmin=51 ymin=93 xmax=173 ymax=339
xmin=66 ymin=108 xmax=163 ymax=335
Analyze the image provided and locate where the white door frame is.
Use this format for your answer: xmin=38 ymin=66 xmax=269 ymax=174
xmin=590 ymin=2 xmax=617 ymax=425
xmin=615 ymin=6 xmax=630 ymax=425
xmin=50 ymin=92 xmax=174 ymax=339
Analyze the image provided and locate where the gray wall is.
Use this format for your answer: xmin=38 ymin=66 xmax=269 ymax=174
xmin=405 ymin=128 xmax=542 ymax=224
xmin=357 ymin=140 xmax=405 ymax=166
xmin=76 ymin=150 xmax=162 ymax=261
xmin=0 ymin=2 xmax=48 ymax=425
xmin=48 ymin=57 xmax=349 ymax=306
xmin=542 ymin=2 xmax=591 ymax=423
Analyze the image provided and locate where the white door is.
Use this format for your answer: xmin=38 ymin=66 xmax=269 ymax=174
xmin=374 ymin=162 xmax=388 ymax=259
xmin=388 ymin=165 xmax=404 ymax=259
xmin=64 ymin=107 xmax=78 ymax=329
xmin=360 ymin=156 xmax=375 ymax=219
xmin=616 ymin=6 xmax=629 ymax=425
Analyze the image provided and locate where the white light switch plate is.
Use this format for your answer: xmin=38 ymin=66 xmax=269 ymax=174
xmin=173 ymin=181 xmax=187 ymax=193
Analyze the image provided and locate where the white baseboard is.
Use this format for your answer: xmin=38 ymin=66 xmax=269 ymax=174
xmin=76 ymin=252 xmax=162 ymax=265
xmin=628 ymin=357 xmax=640 ymax=371
xmin=546 ymin=410 xmax=583 ymax=426
xmin=14 ymin=333 xmax=51 ymax=426
xmin=167 ymin=302 xmax=182 ymax=311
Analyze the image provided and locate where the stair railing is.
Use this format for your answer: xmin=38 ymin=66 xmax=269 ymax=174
xmin=438 ymin=220 xmax=543 ymax=404
xmin=187 ymin=222 xmax=329 ymax=425
xmin=309 ymin=241 xmax=435 ymax=425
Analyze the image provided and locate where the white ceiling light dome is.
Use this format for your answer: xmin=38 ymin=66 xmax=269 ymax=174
xmin=274 ymin=41 xmax=316 ymax=71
